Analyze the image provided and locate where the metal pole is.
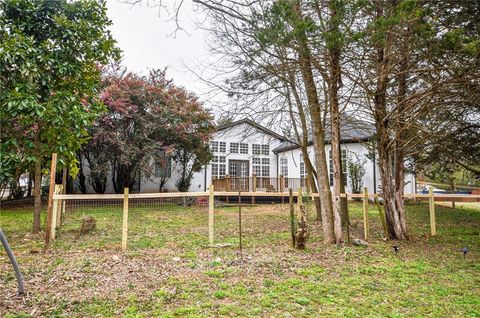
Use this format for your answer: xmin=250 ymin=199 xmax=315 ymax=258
xmin=0 ymin=229 xmax=25 ymax=295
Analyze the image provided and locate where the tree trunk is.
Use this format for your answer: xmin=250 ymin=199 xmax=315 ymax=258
xmin=293 ymin=6 xmax=334 ymax=242
xmin=329 ymin=35 xmax=343 ymax=244
xmin=371 ymin=2 xmax=407 ymax=240
xmin=285 ymin=68 xmax=323 ymax=222
xmin=339 ymin=153 xmax=349 ymax=226
xmin=33 ymin=150 xmax=42 ymax=233
xmin=377 ymin=143 xmax=407 ymax=240
xmin=295 ymin=204 xmax=308 ymax=249
xmin=305 ymin=155 xmax=322 ymax=222
xmin=27 ymin=170 xmax=33 ymax=197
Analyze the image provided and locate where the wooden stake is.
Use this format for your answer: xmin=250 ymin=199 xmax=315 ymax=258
xmin=452 ymin=182 xmax=456 ymax=209
xmin=238 ymin=191 xmax=243 ymax=259
xmin=429 ymin=186 xmax=436 ymax=236
xmin=345 ymin=193 xmax=350 ymax=244
xmin=45 ymin=153 xmax=57 ymax=245
xmin=289 ymin=188 xmax=296 ymax=248
xmin=122 ymin=188 xmax=129 ymax=251
xmin=208 ymin=185 xmax=214 ymax=245
xmin=374 ymin=196 xmax=388 ymax=238
xmin=61 ymin=168 xmax=67 ymax=224
xmin=55 ymin=185 xmax=63 ymax=229
xmin=363 ymin=187 xmax=369 ymax=241
xmin=252 ymin=174 xmax=256 ymax=204
xmin=50 ymin=185 xmax=62 ymax=240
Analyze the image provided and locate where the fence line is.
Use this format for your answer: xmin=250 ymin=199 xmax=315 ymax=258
xmin=53 ymin=192 xmax=480 ymax=200
xmin=47 ymin=186 xmax=480 ymax=249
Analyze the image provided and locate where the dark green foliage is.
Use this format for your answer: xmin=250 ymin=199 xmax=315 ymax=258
xmin=0 ymin=0 xmax=120 ymax=186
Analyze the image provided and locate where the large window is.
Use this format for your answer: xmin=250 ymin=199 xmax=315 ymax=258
xmin=261 ymin=144 xmax=269 ymax=155
xmin=212 ymin=155 xmax=226 ymax=178
xmin=240 ymin=143 xmax=248 ymax=154
xmin=253 ymin=144 xmax=269 ymax=155
xmin=253 ymin=157 xmax=270 ymax=177
xmin=329 ymin=149 xmax=347 ymax=186
xmin=155 ymin=156 xmax=172 ymax=178
xmin=252 ymin=144 xmax=261 ymax=155
xmin=210 ymin=141 xmax=226 ymax=153
xmin=230 ymin=142 xmax=239 ymax=153
xmin=280 ymin=157 xmax=288 ymax=177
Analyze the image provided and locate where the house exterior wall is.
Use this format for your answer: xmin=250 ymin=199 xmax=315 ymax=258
xmin=198 ymin=123 xmax=284 ymax=191
xmin=74 ymin=121 xmax=415 ymax=195
xmin=276 ymin=142 xmax=415 ymax=195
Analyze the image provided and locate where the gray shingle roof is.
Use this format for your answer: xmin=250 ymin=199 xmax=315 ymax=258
xmin=272 ymin=116 xmax=375 ymax=153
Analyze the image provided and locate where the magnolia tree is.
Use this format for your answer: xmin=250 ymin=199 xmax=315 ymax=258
xmin=0 ymin=0 xmax=119 ymax=232
xmin=79 ymin=68 xmax=214 ymax=194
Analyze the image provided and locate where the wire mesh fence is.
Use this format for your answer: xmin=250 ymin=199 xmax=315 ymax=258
xmin=51 ymin=190 xmax=309 ymax=251
xmin=49 ymin=187 xmax=479 ymax=251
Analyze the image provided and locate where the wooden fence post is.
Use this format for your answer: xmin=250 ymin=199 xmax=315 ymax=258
xmin=298 ymin=187 xmax=303 ymax=206
xmin=55 ymin=185 xmax=63 ymax=229
xmin=50 ymin=185 xmax=63 ymax=240
xmin=45 ymin=153 xmax=57 ymax=245
xmin=238 ymin=191 xmax=243 ymax=259
xmin=374 ymin=195 xmax=388 ymax=238
xmin=122 ymin=188 xmax=129 ymax=251
xmin=226 ymin=175 xmax=230 ymax=204
xmin=429 ymin=186 xmax=436 ymax=236
xmin=61 ymin=168 xmax=67 ymax=224
xmin=289 ymin=188 xmax=296 ymax=248
xmin=208 ymin=185 xmax=214 ymax=245
xmin=363 ymin=187 xmax=369 ymax=241
xmin=280 ymin=175 xmax=285 ymax=193
xmin=252 ymin=174 xmax=257 ymax=204
xmin=452 ymin=182 xmax=456 ymax=209
xmin=345 ymin=193 xmax=350 ymax=244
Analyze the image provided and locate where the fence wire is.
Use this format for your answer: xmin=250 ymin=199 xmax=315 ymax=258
xmin=51 ymin=191 xmax=325 ymax=251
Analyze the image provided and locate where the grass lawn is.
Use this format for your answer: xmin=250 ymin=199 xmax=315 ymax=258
xmin=1 ymin=199 xmax=479 ymax=317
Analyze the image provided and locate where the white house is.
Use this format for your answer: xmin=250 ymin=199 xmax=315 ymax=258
xmin=76 ymin=117 xmax=415 ymax=194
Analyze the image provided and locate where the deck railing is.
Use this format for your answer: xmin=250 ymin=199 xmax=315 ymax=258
xmin=212 ymin=175 xmax=306 ymax=192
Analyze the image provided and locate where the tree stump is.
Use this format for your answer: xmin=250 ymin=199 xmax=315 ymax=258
xmin=79 ymin=217 xmax=96 ymax=235
xmin=295 ymin=204 xmax=308 ymax=249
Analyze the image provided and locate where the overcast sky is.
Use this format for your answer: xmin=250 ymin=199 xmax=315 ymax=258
xmin=106 ymin=0 xmax=212 ymax=98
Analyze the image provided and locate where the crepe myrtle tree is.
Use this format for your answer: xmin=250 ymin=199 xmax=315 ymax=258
xmin=0 ymin=0 xmax=119 ymax=232
xmin=82 ymin=68 xmax=214 ymax=193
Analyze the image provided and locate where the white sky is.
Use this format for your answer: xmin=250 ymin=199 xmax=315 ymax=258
xmin=106 ymin=0 xmax=212 ymax=99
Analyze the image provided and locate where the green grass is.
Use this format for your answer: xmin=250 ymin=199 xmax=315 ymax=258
xmin=1 ymin=200 xmax=479 ymax=317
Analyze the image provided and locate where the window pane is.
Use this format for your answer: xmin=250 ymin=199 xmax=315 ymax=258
xmin=252 ymin=144 xmax=260 ymax=155
xmin=230 ymin=142 xmax=239 ymax=153
xmin=155 ymin=159 xmax=171 ymax=178
xmin=240 ymin=143 xmax=248 ymax=154
xmin=219 ymin=142 xmax=226 ymax=153
xmin=261 ymin=158 xmax=269 ymax=165
xmin=211 ymin=141 xmax=218 ymax=152
xmin=262 ymin=166 xmax=269 ymax=176
xmin=261 ymin=144 xmax=269 ymax=155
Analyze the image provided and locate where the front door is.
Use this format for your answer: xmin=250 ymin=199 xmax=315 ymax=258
xmin=229 ymin=160 xmax=249 ymax=191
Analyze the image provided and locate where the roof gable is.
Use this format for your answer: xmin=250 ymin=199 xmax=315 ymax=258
xmin=216 ymin=118 xmax=286 ymax=141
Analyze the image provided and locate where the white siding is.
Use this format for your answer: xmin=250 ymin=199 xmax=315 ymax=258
xmin=75 ymin=121 xmax=415 ymax=194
